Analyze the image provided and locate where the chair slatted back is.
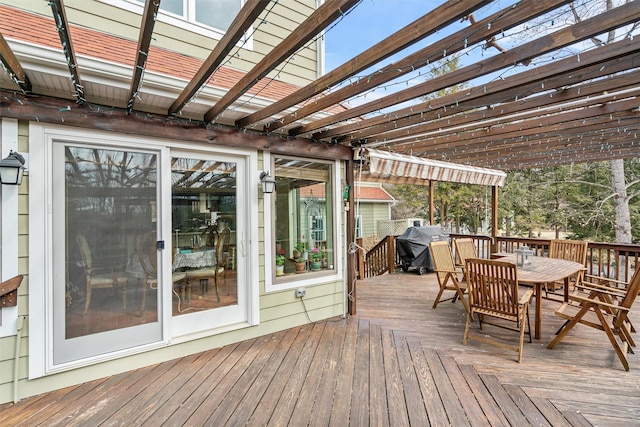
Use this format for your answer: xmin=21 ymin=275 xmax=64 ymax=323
xmin=454 ymin=238 xmax=477 ymax=266
xmin=430 ymin=241 xmax=457 ymax=282
xmin=615 ymin=267 xmax=640 ymax=329
xmin=549 ymin=239 xmax=588 ymax=266
xmin=76 ymin=234 xmax=93 ymax=270
xmin=216 ymin=227 xmax=231 ymax=267
xmin=466 ymin=258 xmax=520 ymax=321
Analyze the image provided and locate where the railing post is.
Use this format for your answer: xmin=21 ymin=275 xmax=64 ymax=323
xmin=387 ymin=235 xmax=396 ymax=274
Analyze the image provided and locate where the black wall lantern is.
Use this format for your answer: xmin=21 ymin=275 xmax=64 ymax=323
xmin=0 ymin=151 xmax=26 ymax=185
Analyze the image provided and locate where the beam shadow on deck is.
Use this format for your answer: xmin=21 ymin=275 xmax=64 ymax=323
xmin=1 ymin=272 xmax=639 ymax=425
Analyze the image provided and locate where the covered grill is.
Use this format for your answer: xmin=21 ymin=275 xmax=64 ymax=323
xmin=397 ymin=226 xmax=449 ymax=275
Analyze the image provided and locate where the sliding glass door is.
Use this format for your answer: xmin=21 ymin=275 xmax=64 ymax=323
xmin=170 ymin=149 xmax=249 ymax=336
xmin=52 ymin=143 xmax=163 ymax=365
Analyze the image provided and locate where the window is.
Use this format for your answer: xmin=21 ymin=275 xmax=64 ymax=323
xmin=135 ymin=0 xmax=242 ymax=32
xmin=355 ymin=215 xmax=363 ymax=239
xmin=273 ymin=157 xmax=335 ymax=278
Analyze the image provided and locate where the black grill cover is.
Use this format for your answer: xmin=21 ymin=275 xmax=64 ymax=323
xmin=397 ymin=226 xmax=449 ymax=272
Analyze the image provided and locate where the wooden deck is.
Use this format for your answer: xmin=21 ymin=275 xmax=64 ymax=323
xmin=2 ymin=272 xmax=640 ymax=426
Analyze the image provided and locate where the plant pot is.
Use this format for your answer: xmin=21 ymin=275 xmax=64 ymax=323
xmin=310 ymin=261 xmax=322 ymax=271
xmin=295 ymin=262 xmax=306 ymax=273
xmin=275 ymin=264 xmax=285 ymax=276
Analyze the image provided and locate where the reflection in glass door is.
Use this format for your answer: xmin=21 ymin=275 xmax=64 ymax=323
xmin=53 ymin=144 xmax=162 ymax=365
xmin=171 ymin=156 xmax=238 ymax=317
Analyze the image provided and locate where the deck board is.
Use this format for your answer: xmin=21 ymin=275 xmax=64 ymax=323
xmin=2 ymin=271 xmax=640 ymax=425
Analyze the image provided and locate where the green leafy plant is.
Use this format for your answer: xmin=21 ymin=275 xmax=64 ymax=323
xmin=310 ymin=247 xmax=322 ymax=262
xmin=275 ymin=248 xmax=285 ymax=266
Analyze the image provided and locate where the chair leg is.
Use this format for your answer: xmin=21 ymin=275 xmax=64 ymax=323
xmin=432 ymin=286 xmax=446 ymax=309
xmin=463 ymin=311 xmax=473 ymax=345
xmin=595 ymin=308 xmax=630 ymax=371
xmin=139 ymin=279 xmax=147 ymax=317
xmin=548 ymin=304 xmax=591 ymax=349
xmin=213 ymin=273 xmax=220 ymax=302
xmin=83 ymin=286 xmax=92 ymax=316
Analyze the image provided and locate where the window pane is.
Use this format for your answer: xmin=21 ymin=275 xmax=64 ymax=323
xmin=274 ymin=157 xmax=334 ymax=277
xmin=171 ymin=157 xmax=237 ymax=316
xmin=160 ymin=0 xmax=184 ymax=16
xmin=64 ymin=147 xmax=158 ymax=338
xmin=195 ymin=0 xmax=241 ymax=31
xmin=136 ymin=0 xmax=184 ymax=16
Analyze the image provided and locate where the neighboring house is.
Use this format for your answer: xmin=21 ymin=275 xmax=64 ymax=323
xmin=353 ymin=182 xmax=395 ymax=239
xmin=0 ymin=0 xmax=351 ymax=405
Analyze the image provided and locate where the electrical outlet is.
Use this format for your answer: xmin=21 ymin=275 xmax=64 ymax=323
xmin=295 ymin=287 xmax=306 ymax=298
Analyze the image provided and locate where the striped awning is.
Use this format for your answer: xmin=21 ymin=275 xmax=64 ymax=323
xmin=357 ymin=148 xmax=506 ymax=187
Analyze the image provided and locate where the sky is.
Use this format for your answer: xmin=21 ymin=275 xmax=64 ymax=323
xmin=323 ymin=0 xmax=443 ymax=73
xmin=322 ymin=0 xmax=463 ymax=111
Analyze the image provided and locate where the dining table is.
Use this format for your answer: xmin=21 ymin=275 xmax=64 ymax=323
xmin=492 ymin=253 xmax=585 ymax=340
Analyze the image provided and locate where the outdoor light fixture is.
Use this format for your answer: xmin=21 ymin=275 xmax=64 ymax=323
xmin=515 ymin=245 xmax=534 ymax=268
xmin=0 ymin=151 xmax=26 ymax=185
xmin=260 ymin=170 xmax=276 ymax=194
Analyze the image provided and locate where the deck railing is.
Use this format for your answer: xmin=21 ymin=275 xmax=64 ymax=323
xmin=357 ymin=233 xmax=640 ymax=283
xmin=356 ymin=235 xmax=400 ymax=279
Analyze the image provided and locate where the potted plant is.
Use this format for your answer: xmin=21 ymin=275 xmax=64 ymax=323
xmin=310 ymin=247 xmax=322 ymax=271
xmin=293 ymin=241 xmax=306 ymax=259
xmin=275 ymin=248 xmax=285 ymax=276
xmin=294 ymin=256 xmax=306 ymax=273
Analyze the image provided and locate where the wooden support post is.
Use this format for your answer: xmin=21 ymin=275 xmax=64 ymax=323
xmin=491 ymin=185 xmax=499 ymax=253
xmin=429 ymin=180 xmax=435 ymax=225
xmin=346 ymin=158 xmax=356 ymax=315
xmin=387 ymin=235 xmax=396 ymax=274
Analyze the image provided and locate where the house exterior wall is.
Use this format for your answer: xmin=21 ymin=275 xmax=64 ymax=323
xmin=0 ymin=0 xmax=349 ymax=406
xmin=0 ymin=118 xmax=347 ymax=405
xmin=4 ymin=0 xmax=320 ymax=87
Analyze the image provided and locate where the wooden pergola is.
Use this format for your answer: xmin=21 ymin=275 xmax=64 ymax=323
xmin=2 ymin=0 xmax=640 ymax=313
xmin=1 ymin=0 xmax=639 ymax=169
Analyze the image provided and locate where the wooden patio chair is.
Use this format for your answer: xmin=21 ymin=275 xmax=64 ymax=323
xmin=429 ymin=240 xmax=468 ymax=313
xmin=545 ymin=239 xmax=588 ymax=298
xmin=548 ymin=267 xmax=640 ymax=371
xmin=463 ymin=258 xmax=533 ymax=363
xmin=454 ymin=237 xmax=478 ymax=272
xmin=76 ymin=234 xmax=128 ymax=316
xmin=185 ymin=227 xmax=230 ymax=302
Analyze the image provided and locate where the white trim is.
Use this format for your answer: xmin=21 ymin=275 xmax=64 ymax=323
xmin=28 ymin=123 xmax=260 ymax=377
xmin=7 ymin=38 xmax=334 ymax=123
xmin=264 ymin=158 xmax=343 ymax=294
xmin=0 ymin=119 xmax=20 ymax=337
xmin=95 ymin=0 xmax=253 ymax=50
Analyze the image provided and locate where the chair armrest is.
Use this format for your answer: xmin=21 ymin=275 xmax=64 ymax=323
xmin=578 ymin=278 xmax=627 ymax=300
xmin=583 ymin=274 xmax=628 ymax=288
xmin=519 ymin=288 xmax=534 ymax=305
xmin=568 ymin=293 xmax=630 ymax=312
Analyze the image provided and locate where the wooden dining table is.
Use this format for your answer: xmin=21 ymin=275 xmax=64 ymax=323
xmin=493 ymin=254 xmax=585 ymax=340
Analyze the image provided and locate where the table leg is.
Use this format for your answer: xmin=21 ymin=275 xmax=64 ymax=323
xmin=535 ymin=283 xmax=542 ymax=340
xmin=564 ymin=277 xmax=570 ymax=302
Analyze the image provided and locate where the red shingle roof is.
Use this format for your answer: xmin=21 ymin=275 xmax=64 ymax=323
xmin=0 ymin=5 xmax=344 ymax=111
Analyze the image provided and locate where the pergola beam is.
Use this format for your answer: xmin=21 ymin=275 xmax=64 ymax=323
xmin=236 ymin=0 xmax=494 ymax=129
xmin=0 ymin=31 xmax=31 ymax=93
xmin=127 ymin=0 xmax=160 ymax=112
xmin=168 ymin=0 xmax=270 ymax=115
xmin=203 ymin=0 xmax=360 ymax=123
xmin=48 ymin=0 xmax=84 ymax=102
xmin=343 ymin=70 xmax=640 ymax=144
xmin=396 ymin=96 xmax=640 ymax=153
xmin=306 ymin=1 xmax=640 ymax=139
